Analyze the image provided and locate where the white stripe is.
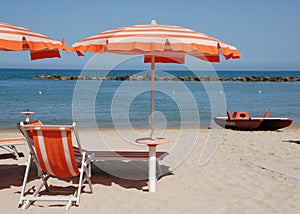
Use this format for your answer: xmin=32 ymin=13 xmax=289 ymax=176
xmin=0 ymin=27 xmax=49 ymax=39
xmin=107 ymin=37 xmax=219 ymax=48
xmin=72 ymin=38 xmax=106 ymax=47
xmin=0 ymin=26 xmax=35 ymax=34
xmin=37 ymin=130 xmax=55 ymax=175
xmin=219 ymin=42 xmax=238 ymax=50
xmin=97 ymin=27 xmax=195 ymax=34
xmin=22 ymin=35 xmax=60 ymax=43
xmin=124 ymin=25 xmax=192 ymax=31
xmin=97 ymin=25 xmax=187 ymax=34
xmin=0 ymin=32 xmax=24 ymax=40
xmin=73 ymin=37 xmax=219 ymax=47
xmin=111 ymin=37 xmax=218 ymax=44
xmin=88 ymin=31 xmax=211 ymax=40
xmin=0 ymin=22 xmax=50 ymax=36
xmin=61 ymin=130 xmax=78 ymax=176
xmin=0 ymin=32 xmax=61 ymax=44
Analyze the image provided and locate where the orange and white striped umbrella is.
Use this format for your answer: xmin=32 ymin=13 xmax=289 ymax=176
xmin=0 ymin=22 xmax=66 ymax=60
xmin=70 ymin=20 xmax=241 ymax=140
xmin=69 ymin=20 xmax=240 ymax=63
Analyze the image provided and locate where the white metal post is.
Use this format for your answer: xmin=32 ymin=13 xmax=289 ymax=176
xmin=150 ymin=55 xmax=155 ymax=140
xmin=148 ymin=145 xmax=157 ymax=192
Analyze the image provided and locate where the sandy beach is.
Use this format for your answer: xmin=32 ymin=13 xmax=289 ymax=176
xmin=0 ymin=125 xmax=300 ymax=213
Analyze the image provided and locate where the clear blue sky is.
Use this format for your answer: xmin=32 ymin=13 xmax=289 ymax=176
xmin=1 ymin=0 xmax=300 ymax=70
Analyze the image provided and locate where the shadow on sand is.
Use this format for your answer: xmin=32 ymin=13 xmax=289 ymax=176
xmin=90 ymin=160 xmax=172 ymax=191
xmin=0 ymin=152 xmax=24 ymax=160
xmin=0 ymin=159 xmax=172 ymax=192
xmin=0 ymin=163 xmax=38 ymax=190
xmin=283 ymin=140 xmax=300 ymax=145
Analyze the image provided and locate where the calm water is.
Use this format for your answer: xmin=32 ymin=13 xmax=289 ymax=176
xmin=0 ymin=68 xmax=299 ymax=129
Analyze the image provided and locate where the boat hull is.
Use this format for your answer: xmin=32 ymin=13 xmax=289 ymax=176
xmin=214 ymin=117 xmax=293 ymax=131
xmin=214 ymin=117 xmax=262 ymax=130
xmin=255 ymin=118 xmax=293 ymax=130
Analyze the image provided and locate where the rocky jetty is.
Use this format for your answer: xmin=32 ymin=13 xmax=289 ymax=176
xmin=33 ymin=75 xmax=300 ymax=82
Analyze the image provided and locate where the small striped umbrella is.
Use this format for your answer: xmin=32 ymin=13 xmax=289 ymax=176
xmin=70 ymin=20 xmax=241 ymax=139
xmin=0 ymin=22 xmax=66 ymax=60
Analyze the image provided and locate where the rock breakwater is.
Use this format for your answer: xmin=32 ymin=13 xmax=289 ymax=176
xmin=33 ymin=75 xmax=300 ymax=82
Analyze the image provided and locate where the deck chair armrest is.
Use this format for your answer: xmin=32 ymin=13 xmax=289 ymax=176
xmin=85 ymin=152 xmax=95 ymax=166
xmin=159 ymin=152 xmax=169 ymax=160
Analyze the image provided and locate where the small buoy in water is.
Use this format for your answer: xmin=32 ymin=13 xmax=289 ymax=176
xmin=258 ymin=90 xmax=262 ymax=94
xmin=220 ymin=90 xmax=223 ymax=94
xmin=39 ymin=91 xmax=42 ymax=94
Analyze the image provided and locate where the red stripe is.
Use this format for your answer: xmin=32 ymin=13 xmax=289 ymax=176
xmin=144 ymin=55 xmax=185 ymax=64
xmin=30 ymin=49 xmax=61 ymax=60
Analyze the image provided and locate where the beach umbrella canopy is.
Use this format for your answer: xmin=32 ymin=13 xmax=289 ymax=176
xmin=0 ymin=22 xmax=66 ymax=60
xmin=69 ymin=20 xmax=241 ymax=139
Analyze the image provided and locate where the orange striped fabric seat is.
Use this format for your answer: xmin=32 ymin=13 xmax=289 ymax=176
xmin=31 ymin=127 xmax=80 ymax=178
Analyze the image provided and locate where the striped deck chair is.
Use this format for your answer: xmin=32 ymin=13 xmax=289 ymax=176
xmin=18 ymin=122 xmax=93 ymax=210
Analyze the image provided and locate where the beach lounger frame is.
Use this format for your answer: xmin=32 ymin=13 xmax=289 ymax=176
xmin=18 ymin=122 xmax=94 ymax=210
xmin=0 ymin=137 xmax=26 ymax=159
xmin=87 ymin=150 xmax=168 ymax=179
xmin=0 ymin=120 xmax=44 ymax=159
xmin=0 ymin=113 xmax=39 ymax=159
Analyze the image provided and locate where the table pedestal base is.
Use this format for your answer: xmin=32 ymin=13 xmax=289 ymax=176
xmin=135 ymin=137 xmax=169 ymax=192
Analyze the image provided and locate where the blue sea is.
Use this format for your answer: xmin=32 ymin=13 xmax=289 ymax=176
xmin=0 ymin=68 xmax=299 ymax=129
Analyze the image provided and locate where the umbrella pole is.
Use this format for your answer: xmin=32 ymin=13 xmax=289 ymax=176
xmin=150 ymin=55 xmax=155 ymax=140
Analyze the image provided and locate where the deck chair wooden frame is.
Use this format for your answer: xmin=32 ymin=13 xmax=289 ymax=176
xmin=18 ymin=122 xmax=93 ymax=210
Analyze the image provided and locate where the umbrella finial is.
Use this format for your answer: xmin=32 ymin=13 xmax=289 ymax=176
xmin=151 ymin=20 xmax=157 ymax=25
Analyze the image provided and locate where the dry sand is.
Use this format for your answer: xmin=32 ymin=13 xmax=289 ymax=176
xmin=0 ymin=125 xmax=299 ymax=213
